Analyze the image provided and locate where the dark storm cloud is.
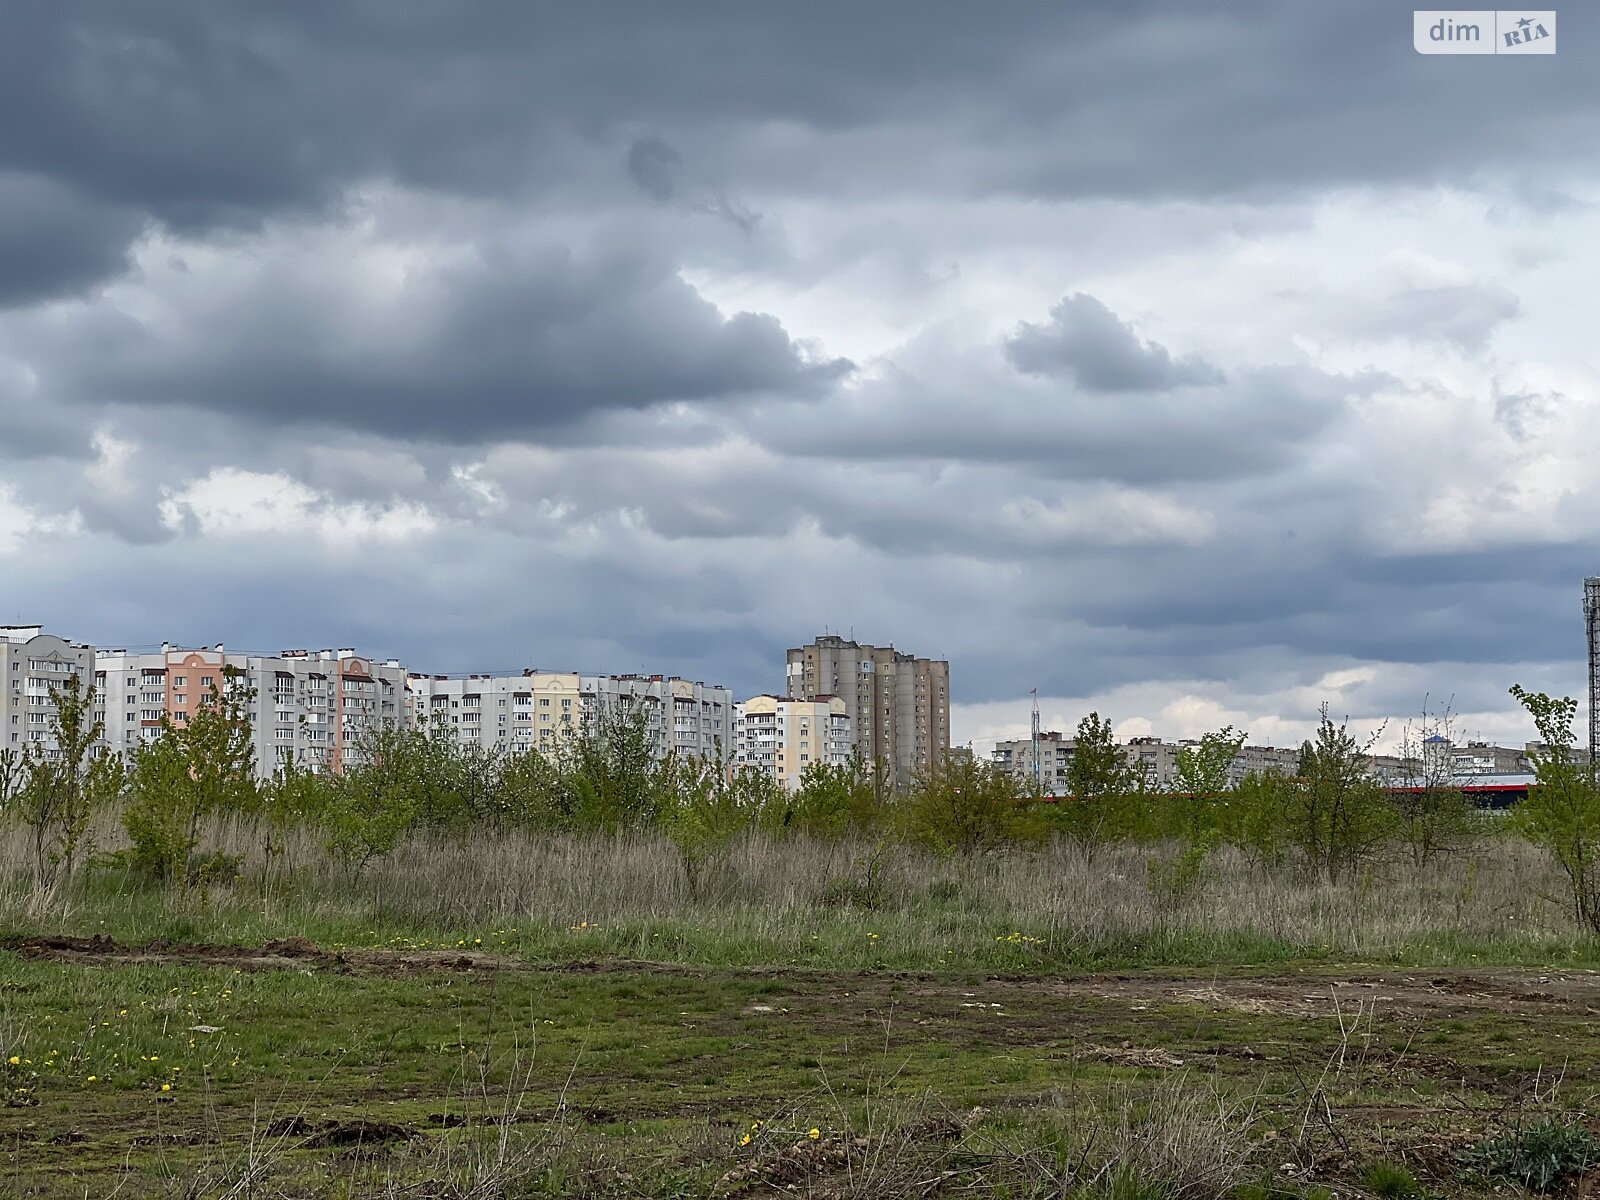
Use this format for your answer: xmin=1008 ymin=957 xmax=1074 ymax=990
xmin=0 ymin=174 xmax=146 ymax=307
xmin=22 ymin=242 xmax=852 ymax=441
xmin=3 ymin=2 xmax=1596 ymax=239
xmin=1005 ymin=294 xmax=1224 ymax=391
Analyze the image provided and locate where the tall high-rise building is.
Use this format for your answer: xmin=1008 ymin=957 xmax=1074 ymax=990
xmin=1 ymin=626 xmax=96 ymax=758
xmin=785 ymin=635 xmax=949 ymax=788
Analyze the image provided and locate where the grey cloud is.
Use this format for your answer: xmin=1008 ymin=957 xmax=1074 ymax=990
xmin=0 ymin=174 xmax=146 ymax=307
xmin=1329 ymin=281 xmax=1522 ymax=351
xmin=756 ymin=329 xmax=1362 ymax=485
xmin=22 ymin=242 xmax=852 ymax=442
xmin=1005 ymin=294 xmax=1224 ymax=391
xmin=1 ymin=3 xmax=1595 ymax=242
xmin=626 ymin=136 xmax=682 ymax=203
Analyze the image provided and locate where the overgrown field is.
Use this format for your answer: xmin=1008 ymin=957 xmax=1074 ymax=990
xmin=3 ymin=938 xmax=1600 ymax=1198
xmin=3 ymin=821 xmax=1599 ymax=974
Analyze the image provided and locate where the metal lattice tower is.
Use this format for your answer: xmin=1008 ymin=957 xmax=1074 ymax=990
xmin=1030 ymin=691 xmax=1043 ymax=793
xmin=1586 ymin=578 xmax=1600 ymax=776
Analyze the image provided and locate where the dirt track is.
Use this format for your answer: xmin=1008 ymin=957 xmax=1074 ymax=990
xmin=7 ymin=933 xmax=1600 ymax=1020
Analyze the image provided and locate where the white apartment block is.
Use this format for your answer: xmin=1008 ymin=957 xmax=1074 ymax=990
xmin=403 ymin=670 xmax=733 ymax=763
xmin=1 ymin=626 xmax=96 ymax=759
xmin=95 ymin=645 xmax=407 ymax=776
xmin=733 ymin=694 xmax=852 ymax=790
xmin=405 ymin=670 xmax=583 ymax=756
xmin=581 ymin=673 xmax=733 ymax=762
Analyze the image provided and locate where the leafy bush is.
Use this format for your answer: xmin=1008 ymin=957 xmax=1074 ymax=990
xmin=1463 ymin=1119 xmax=1600 ymax=1192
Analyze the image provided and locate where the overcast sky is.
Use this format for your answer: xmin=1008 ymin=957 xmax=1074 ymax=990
xmin=2 ymin=2 xmax=1598 ymax=755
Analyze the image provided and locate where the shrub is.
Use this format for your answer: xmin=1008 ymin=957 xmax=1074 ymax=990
xmin=1359 ymin=1158 xmax=1423 ymax=1199
xmin=1463 ymin=1119 xmax=1600 ymax=1192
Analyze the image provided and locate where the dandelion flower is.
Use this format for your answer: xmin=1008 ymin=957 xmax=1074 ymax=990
xmin=739 ymin=1133 xmax=751 ymax=1146
xmin=160 ymin=1083 xmax=172 ymax=1092
xmin=87 ymin=1075 xmax=98 ymax=1083
xmin=808 ymin=1128 xmax=821 ymax=1140
xmin=6 ymin=1056 xmax=17 ymax=1066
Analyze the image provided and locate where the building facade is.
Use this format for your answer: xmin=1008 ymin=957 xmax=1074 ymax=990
xmin=405 ymin=670 xmax=583 ymax=757
xmin=785 ymin=635 xmax=949 ymax=789
xmin=402 ymin=670 xmax=733 ymax=763
xmin=95 ymin=645 xmax=407 ymax=775
xmin=580 ymin=674 xmax=733 ymax=762
xmin=1 ymin=626 xmax=96 ymax=758
xmin=733 ymin=694 xmax=852 ymax=789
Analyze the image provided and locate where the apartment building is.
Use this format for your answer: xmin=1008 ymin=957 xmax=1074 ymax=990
xmin=403 ymin=670 xmax=733 ymax=762
xmin=733 ymin=694 xmax=852 ymax=790
xmin=95 ymin=645 xmax=407 ymax=775
xmin=992 ymin=732 xmax=1425 ymax=791
xmin=1 ymin=626 xmax=96 ymax=758
xmin=581 ymin=674 xmax=733 ymax=762
xmin=405 ymin=670 xmax=582 ymax=756
xmin=785 ymin=635 xmax=949 ymax=789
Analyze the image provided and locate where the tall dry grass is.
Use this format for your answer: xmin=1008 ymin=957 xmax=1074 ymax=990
xmin=0 ymin=814 xmax=1590 ymax=968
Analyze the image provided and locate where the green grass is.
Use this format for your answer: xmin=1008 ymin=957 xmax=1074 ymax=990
xmin=1 ymin=947 xmax=1596 ymax=1196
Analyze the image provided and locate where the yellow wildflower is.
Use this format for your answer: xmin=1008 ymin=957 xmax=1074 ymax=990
xmin=739 ymin=1133 xmax=752 ymax=1146
xmin=808 ymin=1128 xmax=821 ymax=1140
xmin=160 ymin=1083 xmax=172 ymax=1092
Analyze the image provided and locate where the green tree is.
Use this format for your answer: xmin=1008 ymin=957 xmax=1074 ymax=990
xmin=1508 ymin=684 xmax=1600 ymax=932
xmin=767 ymin=751 xmax=887 ymax=840
xmin=255 ymin=750 xmax=334 ymax=870
xmin=1168 ymin=725 xmax=1246 ymax=844
xmin=1391 ymin=697 xmax=1480 ymax=869
xmin=564 ymin=697 xmax=673 ymax=832
xmin=1056 ymin=712 xmax=1146 ymax=851
xmin=1281 ymin=706 xmax=1392 ymax=878
xmin=0 ymin=746 xmax=23 ymax=810
xmin=1224 ymin=769 xmax=1294 ymax=866
xmin=123 ymin=670 xmax=259 ymax=884
xmin=12 ymin=675 xmax=123 ymax=889
xmin=660 ymin=756 xmax=777 ymax=900
xmin=901 ymin=754 xmax=1037 ymax=856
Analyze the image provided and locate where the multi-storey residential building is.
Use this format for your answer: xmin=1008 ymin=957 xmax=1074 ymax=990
xmin=405 ymin=670 xmax=583 ymax=756
xmin=581 ymin=674 xmax=733 ymax=762
xmin=733 ymin=695 xmax=852 ymax=790
xmin=403 ymin=670 xmax=733 ymax=763
xmin=992 ymin=732 xmax=1424 ymax=791
xmin=785 ymin=635 xmax=949 ymax=789
xmin=991 ymin=729 xmax=1076 ymax=793
xmin=1 ymin=626 xmax=96 ymax=758
xmin=95 ymin=645 xmax=406 ymax=775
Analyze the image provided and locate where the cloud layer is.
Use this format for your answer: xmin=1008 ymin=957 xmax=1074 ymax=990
xmin=2 ymin=2 xmax=1599 ymax=757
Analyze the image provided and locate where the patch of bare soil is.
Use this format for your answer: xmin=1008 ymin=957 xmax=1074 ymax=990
xmin=7 ymin=933 xmax=1600 ymax=1022
xmin=263 ymin=1115 xmax=417 ymax=1147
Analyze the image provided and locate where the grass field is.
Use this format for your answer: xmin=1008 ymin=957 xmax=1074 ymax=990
xmin=3 ymin=824 xmax=1600 ymax=1196
xmin=3 ymin=937 xmax=1599 ymax=1197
